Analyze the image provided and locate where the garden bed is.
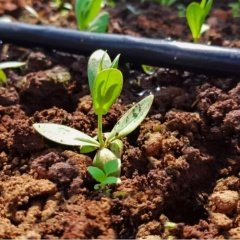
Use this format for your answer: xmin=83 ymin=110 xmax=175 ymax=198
xmin=0 ymin=0 xmax=239 ymax=239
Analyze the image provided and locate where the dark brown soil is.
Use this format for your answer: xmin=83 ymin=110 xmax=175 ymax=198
xmin=0 ymin=0 xmax=239 ymax=239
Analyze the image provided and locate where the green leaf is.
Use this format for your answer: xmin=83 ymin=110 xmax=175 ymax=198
xmin=0 ymin=69 xmax=7 ymax=84
xmin=107 ymin=94 xmax=154 ymax=141
xmin=80 ymin=145 xmax=98 ymax=153
xmin=87 ymin=166 xmax=106 ymax=182
xmin=92 ymin=68 xmax=123 ymax=115
xmin=88 ymin=11 xmax=109 ymax=33
xmin=85 ymin=0 xmax=102 ymax=27
xmin=87 ymin=49 xmax=112 ymax=93
xmin=141 ymin=64 xmax=156 ymax=75
xmin=103 ymin=159 xmax=120 ymax=176
xmin=200 ymin=0 xmax=207 ymax=8
xmin=203 ymin=0 xmax=213 ymax=18
xmin=102 ymin=176 xmax=121 ymax=185
xmin=75 ymin=0 xmax=91 ymax=30
xmin=186 ymin=2 xmax=204 ymax=41
xmin=110 ymin=54 xmax=120 ymax=69
xmin=33 ymin=123 xmax=99 ymax=147
xmin=0 ymin=61 xmax=25 ymax=69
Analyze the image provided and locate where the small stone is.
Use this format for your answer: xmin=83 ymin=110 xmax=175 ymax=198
xmin=209 ymin=190 xmax=239 ymax=214
xmin=210 ymin=212 xmax=232 ymax=230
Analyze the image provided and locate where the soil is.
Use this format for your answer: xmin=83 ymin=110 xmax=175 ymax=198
xmin=0 ymin=0 xmax=239 ymax=239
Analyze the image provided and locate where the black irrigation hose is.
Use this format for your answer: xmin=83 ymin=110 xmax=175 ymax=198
xmin=1 ymin=22 xmax=240 ymax=75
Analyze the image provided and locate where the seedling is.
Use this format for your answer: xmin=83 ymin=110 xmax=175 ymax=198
xmin=51 ymin=0 xmax=72 ymax=11
xmin=0 ymin=61 xmax=25 ymax=84
xmin=75 ymin=0 xmax=109 ymax=33
xmin=141 ymin=64 xmax=157 ymax=75
xmin=186 ymin=0 xmax=213 ymax=42
xmin=33 ymin=50 xmax=154 ymax=190
xmin=229 ymin=0 xmax=240 ymax=18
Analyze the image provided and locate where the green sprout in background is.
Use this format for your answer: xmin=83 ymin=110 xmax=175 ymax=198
xmin=51 ymin=0 xmax=72 ymax=10
xmin=157 ymin=0 xmax=177 ymax=6
xmin=186 ymin=0 xmax=213 ymax=42
xmin=0 ymin=61 xmax=25 ymax=84
xmin=33 ymin=49 xmax=154 ymax=191
xmin=229 ymin=0 xmax=240 ymax=18
xmin=75 ymin=0 xmax=109 ymax=33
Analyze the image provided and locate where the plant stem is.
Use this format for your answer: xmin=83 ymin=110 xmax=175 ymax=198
xmin=98 ymin=114 xmax=104 ymax=147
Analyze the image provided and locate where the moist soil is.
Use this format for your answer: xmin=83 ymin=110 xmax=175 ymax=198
xmin=0 ymin=0 xmax=239 ymax=239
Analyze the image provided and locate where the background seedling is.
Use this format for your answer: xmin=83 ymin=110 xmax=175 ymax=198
xmin=157 ymin=0 xmax=177 ymax=6
xmin=33 ymin=50 xmax=154 ymax=190
xmin=229 ymin=0 xmax=240 ymax=18
xmin=75 ymin=0 xmax=109 ymax=33
xmin=186 ymin=0 xmax=213 ymax=42
xmin=0 ymin=61 xmax=25 ymax=84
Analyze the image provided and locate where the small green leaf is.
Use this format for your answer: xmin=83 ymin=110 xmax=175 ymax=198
xmin=0 ymin=61 xmax=25 ymax=69
xmin=88 ymin=166 xmax=106 ymax=182
xmin=110 ymin=54 xmax=120 ymax=69
xmin=93 ymin=68 xmax=123 ymax=115
xmin=80 ymin=145 xmax=98 ymax=153
xmin=0 ymin=69 xmax=7 ymax=84
xmin=88 ymin=11 xmax=109 ymax=33
xmin=33 ymin=123 xmax=99 ymax=147
xmin=200 ymin=0 xmax=207 ymax=8
xmin=103 ymin=159 xmax=120 ymax=176
xmin=87 ymin=49 xmax=112 ymax=93
xmin=107 ymin=94 xmax=154 ymax=141
xmin=102 ymin=176 xmax=121 ymax=185
xmin=85 ymin=0 xmax=102 ymax=27
xmin=186 ymin=2 xmax=204 ymax=41
xmin=203 ymin=0 xmax=213 ymax=18
xmin=141 ymin=64 xmax=156 ymax=75
xmin=75 ymin=0 xmax=91 ymax=30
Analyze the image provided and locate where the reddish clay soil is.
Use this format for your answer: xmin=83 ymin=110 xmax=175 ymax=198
xmin=0 ymin=0 xmax=239 ymax=239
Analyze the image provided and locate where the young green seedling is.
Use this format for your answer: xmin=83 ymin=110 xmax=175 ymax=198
xmin=186 ymin=0 xmax=213 ymax=42
xmin=33 ymin=50 xmax=154 ymax=190
xmin=88 ymin=159 xmax=121 ymax=190
xmin=229 ymin=0 xmax=240 ymax=18
xmin=75 ymin=0 xmax=109 ymax=33
xmin=0 ymin=61 xmax=26 ymax=84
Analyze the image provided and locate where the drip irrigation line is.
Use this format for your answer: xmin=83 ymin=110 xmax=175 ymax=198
xmin=0 ymin=22 xmax=240 ymax=75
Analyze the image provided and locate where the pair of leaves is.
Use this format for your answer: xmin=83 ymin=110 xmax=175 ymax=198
xmin=87 ymin=49 xmax=120 ymax=93
xmin=88 ymin=159 xmax=121 ymax=190
xmin=88 ymin=50 xmax=122 ymax=115
xmin=186 ymin=0 xmax=213 ymax=41
xmin=92 ymin=68 xmax=123 ymax=115
xmin=75 ymin=0 xmax=109 ymax=32
xmin=33 ymin=94 xmax=154 ymax=149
